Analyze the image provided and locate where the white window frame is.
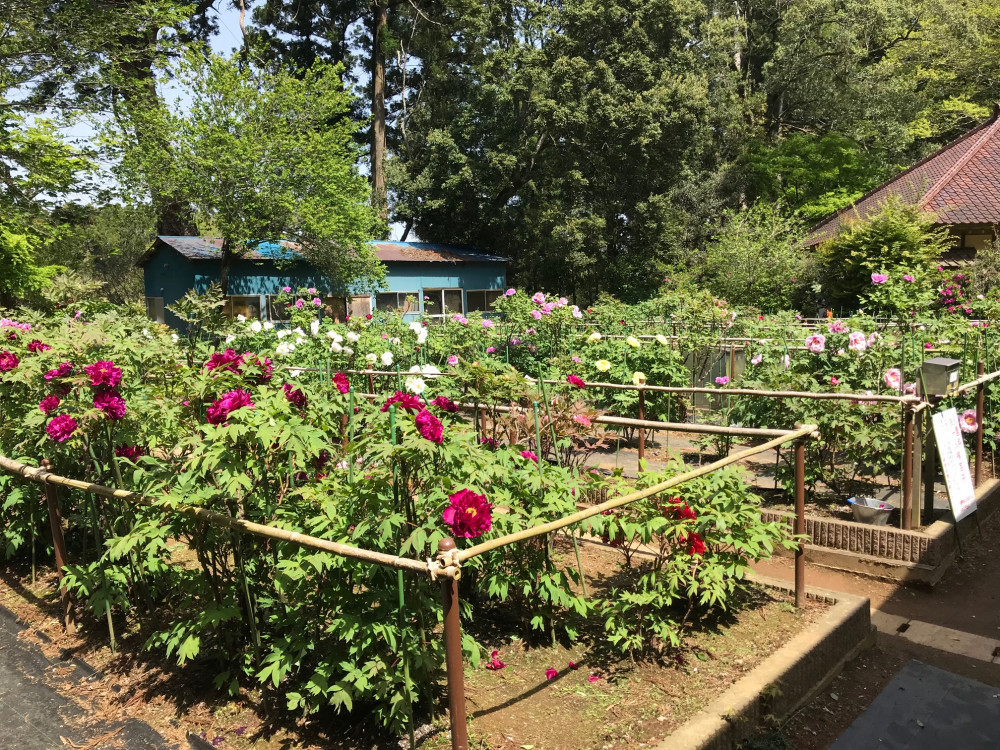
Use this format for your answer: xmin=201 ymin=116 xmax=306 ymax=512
xmin=422 ymin=287 xmax=464 ymax=318
xmin=375 ymin=291 xmax=419 ymax=314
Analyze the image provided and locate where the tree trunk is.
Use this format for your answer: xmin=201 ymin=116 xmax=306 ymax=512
xmin=370 ymin=0 xmax=388 ymax=226
xmin=219 ymin=238 xmax=235 ymax=296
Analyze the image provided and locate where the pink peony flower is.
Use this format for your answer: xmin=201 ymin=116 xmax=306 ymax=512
xmin=46 ymin=414 xmax=77 ymax=442
xmin=283 ymin=383 xmax=308 ymax=409
xmin=903 ymin=274 xmax=915 ymax=282
xmin=750 ymin=353 xmax=763 ymax=365
xmin=39 ymin=394 xmax=61 ymax=414
xmin=93 ymin=390 xmax=127 ymax=419
xmin=715 ymin=376 xmax=729 ymax=386
xmin=567 ymin=374 xmax=585 ymax=388
xmin=432 ymin=395 xmax=459 ymax=413
xmin=545 ymin=667 xmax=558 ymax=680
xmin=830 ymin=376 xmax=839 ymax=386
xmin=415 ymin=409 xmax=444 ymax=444
xmin=295 ymin=299 xmax=304 ymax=309
xmin=960 ymin=409 xmax=978 ymax=433
xmin=827 ymin=320 xmax=848 ymax=333
xmin=482 ymin=319 xmax=494 ymax=328
xmin=531 ymin=309 xmax=542 ymax=320
xmin=805 ymin=333 xmax=826 ymax=353
xmin=573 ymin=414 xmax=591 ymax=427
xmin=521 ymin=450 xmax=539 ymax=463
xmin=0 ymin=351 xmax=19 ymax=372
xmin=532 ymin=292 xmax=545 ymax=304
xmin=924 ymin=342 xmax=933 ymax=350
xmin=505 ymin=288 xmax=516 ymax=296
xmin=867 ymin=332 xmax=881 ymax=346
xmin=333 ymin=372 xmax=350 ymax=394
xmin=282 ymin=286 xmax=292 ymax=293
xmin=84 ymin=360 xmax=123 ymax=388
xmin=442 ymin=488 xmax=492 ymax=538
xmin=871 ymin=273 xmax=889 ymax=284
xmin=312 ymin=297 xmax=322 ymax=307
xmin=447 ymin=355 xmax=459 ymax=366
xmin=884 ymin=368 xmax=902 ymax=391
xmin=206 ymin=389 xmax=254 ymax=425
xmin=587 ymin=675 xmax=600 ymax=683
xmin=848 ymin=331 xmax=867 ymax=351
xmin=486 ymin=346 xmax=496 ymax=354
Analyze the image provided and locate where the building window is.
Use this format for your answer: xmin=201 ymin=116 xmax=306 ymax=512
xmin=266 ymin=295 xmax=290 ymax=321
xmin=322 ymin=296 xmax=348 ymax=322
xmin=962 ymin=233 xmax=994 ymax=251
xmin=145 ymin=297 xmax=165 ymax=324
xmin=466 ymin=289 xmax=503 ymax=313
xmin=423 ymin=288 xmax=463 ymax=317
xmin=375 ymin=292 xmax=418 ymax=313
xmin=224 ymin=295 xmax=261 ymax=320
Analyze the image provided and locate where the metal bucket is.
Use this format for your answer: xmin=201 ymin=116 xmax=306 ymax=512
xmin=847 ymin=497 xmax=894 ymax=526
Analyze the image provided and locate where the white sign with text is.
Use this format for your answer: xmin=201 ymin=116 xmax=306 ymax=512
xmin=932 ymin=407 xmax=978 ymax=522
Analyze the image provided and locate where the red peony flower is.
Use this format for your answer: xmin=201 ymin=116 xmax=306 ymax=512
xmin=84 ymin=360 xmax=123 ymax=388
xmin=431 ymin=395 xmax=459 ymax=413
xmin=39 ymin=394 xmax=61 ymax=414
xmin=46 ymin=414 xmax=77 ymax=442
xmin=114 ymin=444 xmax=147 ymax=461
xmin=204 ymin=349 xmax=244 ymax=375
xmin=44 ymin=361 xmax=73 ymax=380
xmin=245 ymin=354 xmax=273 ymax=383
xmin=206 ymin=389 xmax=255 ymax=425
xmin=381 ymin=391 xmax=422 ymax=413
xmin=93 ymin=389 xmax=127 ymax=419
xmin=566 ymin=374 xmax=585 ymax=389
xmin=283 ymin=383 xmax=308 ymax=409
xmin=520 ymin=450 xmax=539 ymax=463
xmin=484 ymin=650 xmax=506 ymax=670
xmin=0 ymin=351 xmax=19 ymax=372
xmin=442 ymin=489 xmax=492 ymax=538
xmin=480 ymin=436 xmax=497 ymax=450
xmin=333 ymin=372 xmax=350 ymax=394
xmin=416 ymin=409 xmax=444 ymax=444
xmin=684 ymin=532 xmax=707 ymax=556
xmin=26 ymin=340 xmax=51 ymax=354
xmin=675 ymin=503 xmax=697 ymax=521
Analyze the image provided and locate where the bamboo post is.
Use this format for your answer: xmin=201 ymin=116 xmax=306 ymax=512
xmin=794 ymin=440 xmax=806 ymax=608
xmin=976 ymin=360 xmax=985 ymax=487
xmin=902 ymin=406 xmax=914 ymax=531
xmin=637 ymin=387 xmax=646 ymax=467
xmin=368 ymin=372 xmax=375 ymax=395
xmin=437 ymin=538 xmax=469 ymax=750
xmin=41 ymin=460 xmax=74 ymax=632
xmin=923 ymin=402 xmax=938 ymax=526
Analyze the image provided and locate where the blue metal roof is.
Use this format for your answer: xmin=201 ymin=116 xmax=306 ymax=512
xmin=149 ymin=237 xmax=508 ymax=265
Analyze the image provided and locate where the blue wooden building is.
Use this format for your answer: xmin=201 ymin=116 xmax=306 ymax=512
xmin=140 ymin=236 xmax=509 ymax=328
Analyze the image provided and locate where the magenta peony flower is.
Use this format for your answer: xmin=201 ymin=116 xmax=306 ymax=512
xmin=84 ymin=360 xmax=122 ymax=388
xmin=830 ymin=376 xmax=839 ymax=386
xmin=431 ymin=395 xmax=460 ymax=413
xmin=545 ymin=667 xmax=558 ymax=680
xmin=295 ymin=299 xmax=304 ymax=309
xmin=505 ymin=288 xmax=516 ymax=296
xmin=44 ymin=361 xmax=73 ymax=380
xmin=114 ymin=444 xmax=147 ymax=461
xmin=282 ymin=286 xmax=292 ymax=293
xmin=206 ymin=389 xmax=255 ymax=425
xmin=441 ymin=488 xmax=492 ymax=538
xmin=960 ymin=409 xmax=978 ymax=433
xmin=245 ymin=354 xmax=273 ymax=383
xmin=827 ymin=320 xmax=848 ymax=334
xmin=93 ymin=389 xmax=127 ymax=419
xmin=567 ymin=374 xmax=585 ymax=388
xmin=715 ymin=376 xmax=729 ymax=385
xmin=333 ymin=372 xmax=350 ymax=394
xmin=283 ymin=383 xmax=308 ymax=409
xmin=480 ymin=436 xmax=497 ymax=450
xmin=46 ymin=414 xmax=77 ymax=442
xmin=521 ymin=450 xmax=539 ymax=463
xmin=0 ymin=351 xmax=19 ymax=372
xmin=26 ymin=340 xmax=51 ymax=354
xmin=415 ymin=409 xmax=444 ymax=444
xmin=871 ymin=272 xmax=889 ymax=284
xmin=903 ymin=274 xmax=915 ymax=282
xmin=484 ymin=650 xmax=506 ymax=670
xmin=381 ymin=391 xmax=422 ymax=413
xmin=205 ymin=349 xmax=244 ymax=375
xmin=312 ymin=297 xmax=322 ymax=307
xmin=39 ymin=394 xmax=61 ymax=414
xmin=486 ymin=346 xmax=496 ymax=354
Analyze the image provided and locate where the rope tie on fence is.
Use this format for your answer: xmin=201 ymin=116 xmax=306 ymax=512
xmin=431 ymin=547 xmax=462 ymax=581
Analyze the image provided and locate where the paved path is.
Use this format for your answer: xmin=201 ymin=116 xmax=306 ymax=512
xmin=0 ymin=606 xmax=170 ymax=750
xmin=829 ymin=660 xmax=1000 ymax=750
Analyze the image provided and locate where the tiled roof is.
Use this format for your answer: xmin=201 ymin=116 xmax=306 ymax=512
xmin=144 ymin=237 xmax=507 ymax=265
xmin=806 ymin=105 xmax=1000 ymax=245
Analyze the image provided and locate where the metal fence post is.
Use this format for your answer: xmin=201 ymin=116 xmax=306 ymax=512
xmin=40 ymin=459 xmax=74 ymax=632
xmin=436 ymin=538 xmax=469 ymax=750
xmin=902 ymin=405 xmax=914 ymax=530
xmin=794 ymin=440 xmax=806 ymax=608
xmin=637 ymin=387 xmax=646 ymax=467
xmin=976 ymin=360 xmax=985 ymax=487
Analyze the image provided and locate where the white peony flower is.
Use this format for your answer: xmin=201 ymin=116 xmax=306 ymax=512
xmin=587 ymin=332 xmax=602 ymax=343
xmin=276 ymin=329 xmax=289 ymax=339
xmin=390 ymin=337 xmax=401 ymax=346
xmin=343 ymin=346 xmax=353 ymax=355
xmin=655 ymin=334 xmax=668 ymax=346
xmin=331 ymin=342 xmax=343 ymax=353
xmin=310 ymin=320 xmax=320 ymax=336
xmin=276 ymin=342 xmax=291 ymax=356
xmin=326 ymin=329 xmax=344 ymax=343
xmin=365 ymin=353 xmax=377 ymax=364
xmin=381 ymin=351 xmax=394 ymax=366
xmin=237 ymin=314 xmax=246 ymax=322
xmin=405 ymin=376 xmax=427 ymax=395
xmin=346 ymin=331 xmax=360 ymax=342
xmin=416 ymin=330 xmax=428 ymax=345
xmin=142 ymin=329 xmax=151 ymax=339
xmin=295 ymin=337 xmax=306 ymax=346
xmin=289 ymin=368 xmax=303 ymax=378
xmin=250 ymin=321 xmax=263 ymax=333
xmin=408 ymin=321 xmax=423 ymax=335
xmin=626 ymin=335 xmax=641 ymax=348
xmin=293 ymin=327 xmax=305 ymax=336
xmin=225 ymin=334 xmax=236 ymax=344
xmin=595 ymin=359 xmax=611 ymax=372
xmin=263 ymin=321 xmax=274 ymax=331
xmin=171 ymin=333 xmax=179 ymax=344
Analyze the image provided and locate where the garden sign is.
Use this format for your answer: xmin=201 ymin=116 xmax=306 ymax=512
xmin=932 ymin=408 xmax=978 ymax=522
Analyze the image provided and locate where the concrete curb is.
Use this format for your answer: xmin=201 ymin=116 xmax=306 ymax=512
xmin=763 ymin=477 xmax=1000 ymax=585
xmin=653 ymin=577 xmax=874 ymax=750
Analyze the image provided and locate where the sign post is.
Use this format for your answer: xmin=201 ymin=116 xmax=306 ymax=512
xmin=931 ymin=408 xmax=978 ymax=523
